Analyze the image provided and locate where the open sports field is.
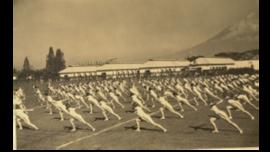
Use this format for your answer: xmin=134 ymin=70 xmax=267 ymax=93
xmin=14 ymin=81 xmax=259 ymax=150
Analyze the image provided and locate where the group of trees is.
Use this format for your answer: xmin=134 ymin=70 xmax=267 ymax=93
xmin=214 ymin=49 xmax=259 ymax=60
xmin=184 ymin=49 xmax=259 ymax=63
xmin=15 ymin=47 xmax=66 ymax=80
xmin=185 ymin=55 xmax=204 ymax=64
xmin=45 ymin=47 xmax=66 ymax=78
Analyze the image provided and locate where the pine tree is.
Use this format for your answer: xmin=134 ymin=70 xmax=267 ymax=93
xmin=46 ymin=47 xmax=55 ymax=73
xmin=18 ymin=57 xmax=32 ymax=79
xmin=13 ymin=68 xmax=17 ymax=75
xmin=23 ymin=57 xmax=31 ymax=72
xmin=55 ymin=48 xmax=66 ymax=72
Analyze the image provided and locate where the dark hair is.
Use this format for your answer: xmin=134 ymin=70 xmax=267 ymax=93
xmin=65 ymin=102 xmax=72 ymax=110
xmin=209 ymin=102 xmax=216 ymax=108
xmin=172 ymin=92 xmax=178 ymax=96
xmin=44 ymin=92 xmax=49 ymax=96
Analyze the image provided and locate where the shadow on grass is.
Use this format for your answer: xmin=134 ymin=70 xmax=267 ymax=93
xmin=125 ymin=110 xmax=135 ymax=113
xmin=189 ymin=124 xmax=212 ymax=132
xmin=124 ymin=125 xmax=164 ymax=132
xmin=82 ymin=110 xmax=99 ymax=114
xmin=94 ymin=117 xmax=106 ymax=121
xmin=45 ymin=111 xmax=56 ymax=114
xmin=189 ymin=124 xmax=240 ymax=133
xmin=63 ymin=126 xmax=91 ymax=132
xmin=231 ymin=116 xmax=252 ymax=120
xmin=53 ymin=117 xmax=69 ymax=121
xmin=17 ymin=125 xmax=36 ymax=131
xmin=151 ymin=115 xmax=178 ymax=119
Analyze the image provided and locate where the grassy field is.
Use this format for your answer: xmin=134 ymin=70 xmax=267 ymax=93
xmin=14 ymin=81 xmax=259 ymax=150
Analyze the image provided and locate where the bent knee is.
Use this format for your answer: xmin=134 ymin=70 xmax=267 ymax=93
xmin=210 ymin=117 xmax=217 ymax=122
xmin=135 ymin=118 xmax=141 ymax=122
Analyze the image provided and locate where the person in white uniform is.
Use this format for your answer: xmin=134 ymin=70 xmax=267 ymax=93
xmin=203 ymin=85 xmax=222 ymax=104
xmin=109 ymin=90 xmax=125 ymax=109
xmin=65 ymin=104 xmax=96 ymax=132
xmin=14 ymin=97 xmax=39 ymax=130
xmin=134 ymin=106 xmax=167 ymax=133
xmin=86 ymin=93 xmax=103 ymax=114
xmin=15 ymin=107 xmax=39 ymax=130
xmin=226 ymin=99 xmax=255 ymax=120
xmin=131 ymin=94 xmax=151 ymax=112
xmin=237 ymin=94 xmax=259 ymax=110
xmin=149 ymin=88 xmax=158 ymax=108
xmin=166 ymin=91 xmax=198 ymax=112
xmin=46 ymin=94 xmax=69 ymax=121
xmin=209 ymin=104 xmax=243 ymax=134
xmin=158 ymin=95 xmax=184 ymax=120
xmin=100 ymin=101 xmax=122 ymax=121
xmin=74 ymin=93 xmax=89 ymax=109
xmin=192 ymin=84 xmax=208 ymax=106
xmin=242 ymin=85 xmax=258 ymax=101
xmin=130 ymin=84 xmax=145 ymax=104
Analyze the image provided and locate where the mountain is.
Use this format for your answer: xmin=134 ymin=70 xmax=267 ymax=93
xmin=162 ymin=11 xmax=259 ymax=59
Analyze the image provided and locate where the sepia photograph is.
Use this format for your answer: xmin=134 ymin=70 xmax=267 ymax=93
xmin=13 ymin=0 xmax=259 ymax=150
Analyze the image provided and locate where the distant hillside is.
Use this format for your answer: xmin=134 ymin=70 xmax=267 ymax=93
xmin=160 ymin=11 xmax=259 ymax=59
xmin=214 ymin=49 xmax=259 ymax=60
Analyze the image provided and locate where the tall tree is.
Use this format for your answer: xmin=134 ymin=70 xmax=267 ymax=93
xmin=22 ymin=56 xmax=31 ymax=72
xmin=55 ymin=48 xmax=66 ymax=72
xmin=46 ymin=47 xmax=55 ymax=73
xmin=18 ymin=57 xmax=32 ymax=79
xmin=13 ymin=68 xmax=17 ymax=74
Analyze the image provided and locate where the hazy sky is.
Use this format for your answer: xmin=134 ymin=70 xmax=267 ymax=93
xmin=13 ymin=0 xmax=258 ymax=69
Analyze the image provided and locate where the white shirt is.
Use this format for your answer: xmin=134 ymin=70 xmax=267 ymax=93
xmin=228 ymin=99 xmax=242 ymax=108
xmin=164 ymin=91 xmax=174 ymax=98
xmin=176 ymin=95 xmax=187 ymax=102
xmin=47 ymin=96 xmax=54 ymax=103
xmin=210 ymin=105 xmax=228 ymax=119
xmin=254 ymin=82 xmax=259 ymax=87
xmin=135 ymin=107 xmax=148 ymax=119
xmin=237 ymin=94 xmax=249 ymax=102
xmin=87 ymin=95 xmax=101 ymax=108
xmin=98 ymin=91 xmax=108 ymax=100
xmin=158 ymin=97 xmax=169 ymax=105
xmin=150 ymin=90 xmax=158 ymax=99
xmin=14 ymin=95 xmax=22 ymax=105
xmin=193 ymin=86 xmax=201 ymax=95
xmin=132 ymin=95 xmax=144 ymax=107
xmin=176 ymin=84 xmax=184 ymax=93
xmin=214 ymin=84 xmax=223 ymax=92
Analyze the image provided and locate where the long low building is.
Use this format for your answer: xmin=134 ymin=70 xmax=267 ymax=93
xmin=228 ymin=60 xmax=259 ymax=71
xmin=139 ymin=60 xmax=190 ymax=73
xmin=190 ymin=57 xmax=259 ymax=71
xmin=59 ymin=58 xmax=259 ymax=79
xmin=59 ymin=66 xmax=99 ymax=78
xmin=59 ymin=60 xmax=189 ymax=78
xmin=190 ymin=57 xmax=235 ymax=70
xmin=97 ymin=64 xmax=141 ymax=74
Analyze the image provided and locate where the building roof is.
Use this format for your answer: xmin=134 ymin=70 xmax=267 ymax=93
xmin=233 ymin=60 xmax=259 ymax=70
xmin=194 ymin=57 xmax=235 ymax=65
xmin=173 ymin=61 xmax=190 ymax=66
xmin=97 ymin=64 xmax=141 ymax=71
xmin=59 ymin=66 xmax=98 ymax=74
xmin=140 ymin=60 xmax=188 ymax=68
